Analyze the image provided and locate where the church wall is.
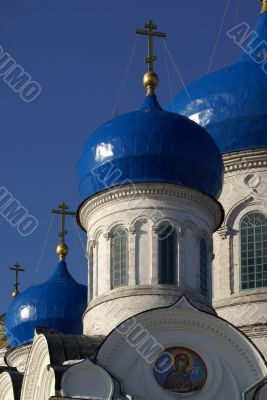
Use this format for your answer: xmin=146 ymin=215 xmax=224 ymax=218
xmin=213 ymin=148 xmax=267 ymax=359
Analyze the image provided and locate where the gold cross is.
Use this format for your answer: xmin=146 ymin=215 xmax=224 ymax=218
xmin=51 ymin=201 xmax=75 ymax=244
xmin=10 ymin=262 xmax=25 ymax=298
xmin=136 ymin=20 xmax=166 ymax=72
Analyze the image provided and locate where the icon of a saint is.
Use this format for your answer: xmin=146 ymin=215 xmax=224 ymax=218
xmin=164 ymin=353 xmax=193 ymax=393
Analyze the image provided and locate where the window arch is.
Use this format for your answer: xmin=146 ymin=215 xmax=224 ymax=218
xmin=111 ymin=228 xmax=129 ymax=288
xmin=200 ymin=239 xmax=208 ymax=297
xmin=158 ymin=223 xmax=177 ymax=284
xmin=240 ymin=212 xmax=267 ymax=290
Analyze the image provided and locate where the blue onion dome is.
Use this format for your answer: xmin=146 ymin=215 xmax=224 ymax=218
xmin=77 ymin=93 xmax=223 ymax=199
xmin=167 ymin=6 xmax=267 ymax=154
xmin=5 ymin=260 xmax=87 ymax=348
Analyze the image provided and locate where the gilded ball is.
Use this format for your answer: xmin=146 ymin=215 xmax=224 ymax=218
xmin=56 ymin=243 xmax=69 ymax=259
xmin=143 ymin=71 xmax=159 ymax=91
xmin=12 ymin=290 xmax=19 ymax=298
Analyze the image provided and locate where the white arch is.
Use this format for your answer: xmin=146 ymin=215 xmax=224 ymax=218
xmin=107 ymin=220 xmax=128 ymax=234
xmin=181 ymin=219 xmax=199 ymax=236
xmin=156 ymin=217 xmax=181 ymax=233
xmin=20 ymin=333 xmax=55 ymax=400
xmin=225 ymin=194 xmax=256 ymax=229
xmin=0 ymin=372 xmax=15 ymax=400
xmin=92 ymin=225 xmax=106 ymax=241
xmin=129 ymin=215 xmax=155 ymax=232
xmin=232 ymin=205 xmax=267 ymax=231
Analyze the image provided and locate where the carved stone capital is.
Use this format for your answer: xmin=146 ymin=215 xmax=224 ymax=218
xmin=89 ymin=239 xmax=96 ymax=248
xmin=152 ymin=225 xmax=159 ymax=235
xmin=129 ymin=226 xmax=136 ymax=235
xmin=217 ymin=226 xmax=231 ymax=240
xmin=178 ymin=228 xmax=186 ymax=237
xmin=104 ymin=232 xmax=112 ymax=241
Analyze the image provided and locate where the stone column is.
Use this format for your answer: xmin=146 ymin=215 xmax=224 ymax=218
xmin=128 ymin=227 xmax=136 ymax=285
xmin=91 ymin=240 xmax=97 ymax=299
xmin=151 ymin=225 xmax=159 ymax=285
xmin=215 ymin=226 xmax=232 ymax=299
xmin=177 ymin=228 xmax=186 ymax=289
xmin=104 ymin=232 xmax=112 ymax=290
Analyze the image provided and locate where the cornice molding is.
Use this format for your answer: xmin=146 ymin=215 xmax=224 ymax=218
xmin=240 ymin=324 xmax=267 ymax=339
xmin=79 ymin=183 xmax=222 ymax=232
xmin=223 ymin=148 xmax=267 ymax=174
xmin=214 ymin=291 xmax=267 ymax=309
xmin=85 ymin=285 xmax=215 ymax=314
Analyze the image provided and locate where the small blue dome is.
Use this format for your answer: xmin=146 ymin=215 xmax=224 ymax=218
xmin=167 ymin=12 xmax=267 ymax=154
xmin=77 ymin=95 xmax=223 ymax=199
xmin=5 ymin=261 xmax=87 ymax=348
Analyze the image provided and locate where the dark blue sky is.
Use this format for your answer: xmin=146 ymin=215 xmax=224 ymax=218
xmin=0 ymin=0 xmax=260 ymax=313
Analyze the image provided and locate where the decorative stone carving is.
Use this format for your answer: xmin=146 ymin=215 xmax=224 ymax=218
xmin=5 ymin=344 xmax=31 ymax=373
xmin=244 ymin=173 xmax=261 ymax=189
xmin=217 ymin=226 xmax=231 ymax=240
xmin=129 ymin=226 xmax=136 ymax=235
xmin=89 ymin=239 xmax=97 ymax=248
xmin=104 ymin=232 xmax=112 ymax=241
xmin=223 ymin=148 xmax=267 ymax=174
xmin=79 ymin=183 xmax=222 ymax=232
xmin=151 ymin=224 xmax=158 ymax=234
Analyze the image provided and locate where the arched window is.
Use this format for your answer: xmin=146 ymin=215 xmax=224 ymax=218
xmin=111 ymin=228 xmax=128 ymax=288
xmin=200 ymin=239 xmax=208 ymax=297
xmin=158 ymin=223 xmax=177 ymax=284
xmin=89 ymin=245 xmax=94 ymax=301
xmin=240 ymin=212 xmax=267 ymax=290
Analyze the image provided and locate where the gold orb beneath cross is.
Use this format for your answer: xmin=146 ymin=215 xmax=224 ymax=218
xmin=12 ymin=290 xmax=19 ymax=298
xmin=56 ymin=243 xmax=69 ymax=260
xmin=143 ymin=71 xmax=159 ymax=95
xmin=260 ymin=0 xmax=267 ymax=13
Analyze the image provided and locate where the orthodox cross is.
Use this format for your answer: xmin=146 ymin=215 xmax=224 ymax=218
xmin=51 ymin=201 xmax=75 ymax=244
xmin=136 ymin=20 xmax=166 ymax=72
xmin=10 ymin=262 xmax=25 ymax=298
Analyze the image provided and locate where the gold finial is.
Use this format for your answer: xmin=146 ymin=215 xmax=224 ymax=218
xmin=9 ymin=262 xmax=25 ymax=298
xmin=260 ymin=0 xmax=267 ymax=13
xmin=136 ymin=20 xmax=166 ymax=95
xmin=51 ymin=201 xmax=75 ymax=261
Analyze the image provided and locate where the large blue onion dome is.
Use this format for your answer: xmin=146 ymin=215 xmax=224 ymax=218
xmin=5 ymin=260 xmax=87 ymax=348
xmin=77 ymin=94 xmax=223 ymax=199
xmin=167 ymin=7 xmax=267 ymax=154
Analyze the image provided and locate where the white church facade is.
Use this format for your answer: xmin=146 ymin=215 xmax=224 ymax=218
xmin=0 ymin=2 xmax=267 ymax=400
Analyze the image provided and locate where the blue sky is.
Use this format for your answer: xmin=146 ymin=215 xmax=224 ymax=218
xmin=0 ymin=0 xmax=260 ymax=313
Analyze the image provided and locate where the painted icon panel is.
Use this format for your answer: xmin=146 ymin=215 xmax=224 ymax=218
xmin=154 ymin=347 xmax=207 ymax=393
